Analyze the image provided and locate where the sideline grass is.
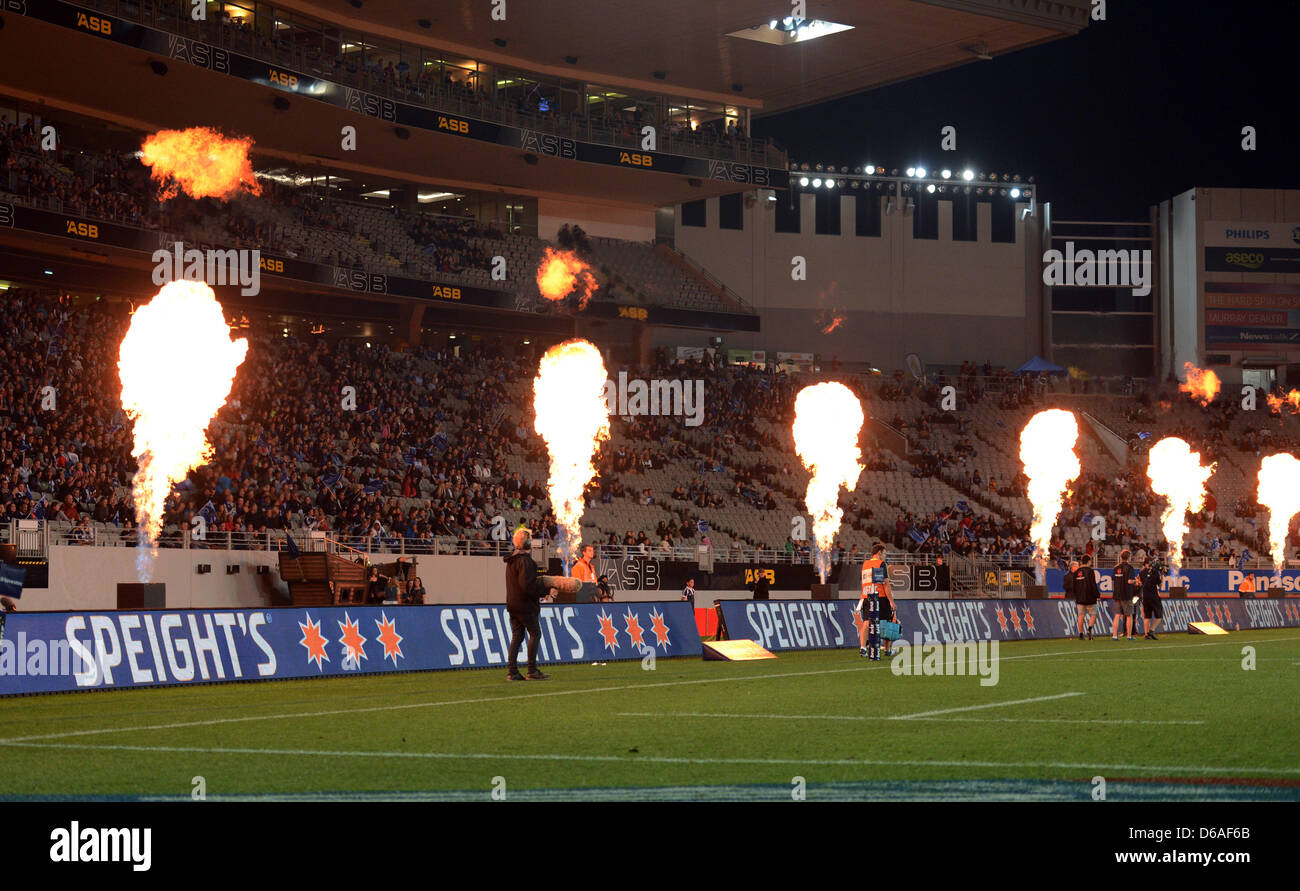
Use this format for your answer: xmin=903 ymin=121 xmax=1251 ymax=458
xmin=0 ymin=630 xmax=1296 ymax=800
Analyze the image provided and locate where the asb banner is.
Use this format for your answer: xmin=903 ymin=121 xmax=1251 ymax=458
xmin=0 ymin=602 xmax=699 ymax=696
xmin=716 ymin=597 xmax=1300 ymax=652
xmin=1044 ymin=567 xmax=1300 ymax=595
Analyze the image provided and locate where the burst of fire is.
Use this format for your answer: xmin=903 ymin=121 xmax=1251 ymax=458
xmin=140 ymin=127 xmax=262 ymax=201
xmin=536 ymin=247 xmax=597 ymax=309
xmin=533 ymin=339 xmax=610 ymax=564
xmin=1018 ymin=409 xmax=1081 ymax=580
xmin=1146 ymin=437 xmax=1215 ymax=574
xmin=119 ymin=281 xmax=248 ymax=579
xmin=792 ymin=382 xmax=864 ymax=583
xmin=1257 ymin=453 xmax=1300 ymax=577
xmin=1179 ymin=362 xmax=1221 ymax=406
xmin=1266 ymin=390 xmax=1300 ymax=414
xmin=820 ymin=315 xmax=846 ymax=335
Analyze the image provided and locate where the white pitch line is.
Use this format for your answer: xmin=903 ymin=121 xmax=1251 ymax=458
xmin=615 ymin=711 xmax=1204 ymax=726
xmin=0 ymin=739 xmax=1295 ymax=776
xmin=891 ymin=691 xmax=1083 ymax=719
xmin=1 ymin=634 xmax=1293 ymax=744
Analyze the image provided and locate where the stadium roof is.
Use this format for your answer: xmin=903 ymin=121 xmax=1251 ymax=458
xmin=275 ymin=0 xmax=1093 ymax=114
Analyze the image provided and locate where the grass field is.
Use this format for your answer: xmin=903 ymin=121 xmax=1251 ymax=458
xmin=1 ymin=630 xmax=1297 ymax=801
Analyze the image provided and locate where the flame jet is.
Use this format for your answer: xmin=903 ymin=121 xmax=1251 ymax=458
xmin=119 ymin=281 xmax=248 ymax=580
xmin=533 ymin=339 xmax=610 ymax=565
xmin=792 ymin=382 xmax=864 ymax=583
xmin=1019 ymin=409 xmax=1081 ymax=581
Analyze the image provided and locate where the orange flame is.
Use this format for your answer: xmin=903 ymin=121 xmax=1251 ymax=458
xmin=536 ymin=247 xmax=597 ymax=309
xmin=1146 ymin=437 xmax=1215 ymax=574
xmin=1266 ymin=390 xmax=1300 ymax=414
xmin=533 ymin=339 xmax=610 ymax=563
xmin=140 ymin=127 xmax=262 ymax=201
xmin=1019 ymin=409 xmax=1081 ymax=579
xmin=1257 ymin=453 xmax=1300 ymax=577
xmin=792 ymin=383 xmax=864 ymax=582
xmin=119 ymin=281 xmax=248 ymax=579
xmin=820 ymin=315 xmax=846 ymax=335
xmin=1179 ymin=362 xmax=1220 ymax=406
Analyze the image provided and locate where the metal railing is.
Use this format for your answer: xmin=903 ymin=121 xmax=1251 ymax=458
xmin=80 ymin=0 xmax=784 ymax=170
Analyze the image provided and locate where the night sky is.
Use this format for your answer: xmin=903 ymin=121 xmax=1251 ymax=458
xmin=753 ymin=0 xmax=1300 ymax=220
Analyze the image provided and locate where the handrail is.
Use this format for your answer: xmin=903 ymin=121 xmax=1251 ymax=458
xmin=32 ymin=523 xmax=1291 ymax=573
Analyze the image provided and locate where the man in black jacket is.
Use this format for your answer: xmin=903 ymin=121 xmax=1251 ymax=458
xmin=1070 ymin=555 xmax=1102 ymax=641
xmin=504 ymin=527 xmax=549 ymax=681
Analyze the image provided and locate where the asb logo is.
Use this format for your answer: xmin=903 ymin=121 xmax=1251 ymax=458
xmin=66 ymin=220 xmax=98 ymax=239
xmin=259 ymin=257 xmax=284 ymax=273
xmin=617 ymin=306 xmax=648 ymax=321
xmin=437 ymin=116 xmax=470 ymax=134
xmin=268 ymin=70 xmax=299 ymax=89
xmin=619 ymin=151 xmax=653 ymax=168
xmin=431 ymin=285 xmax=462 ymax=300
xmin=75 ymin=11 xmax=111 ymax=35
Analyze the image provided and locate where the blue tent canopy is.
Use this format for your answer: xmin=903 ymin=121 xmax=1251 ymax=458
xmin=1015 ymin=355 xmax=1067 ymax=375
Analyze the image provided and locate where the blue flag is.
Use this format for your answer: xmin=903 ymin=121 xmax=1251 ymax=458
xmin=0 ymin=563 xmax=25 ymax=599
xmin=908 ymin=528 xmax=929 ymax=544
xmin=199 ymin=501 xmax=218 ymax=526
xmin=282 ymin=533 xmax=302 ymax=560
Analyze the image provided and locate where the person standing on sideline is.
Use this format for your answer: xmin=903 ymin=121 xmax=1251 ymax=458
xmin=857 ymin=543 xmax=894 ymax=660
xmin=1071 ymin=555 xmax=1101 ymax=640
xmin=1139 ymin=557 xmax=1164 ymax=640
xmin=504 ymin=527 xmax=549 ymax=681
xmin=1111 ymin=549 xmax=1139 ymax=640
xmin=572 ymin=544 xmax=596 ymax=584
xmin=682 ymin=578 xmax=696 ymax=608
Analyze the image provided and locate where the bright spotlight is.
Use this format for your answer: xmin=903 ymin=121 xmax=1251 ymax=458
xmin=941 ymin=169 xmax=951 ymax=179
xmin=906 ymin=167 xmax=916 ymax=177
xmin=962 ymin=169 xmax=975 ymax=181
xmin=1010 ymin=188 xmax=1021 ymax=199
xmin=812 ymin=178 xmax=822 ymax=187
xmin=799 ymin=177 xmax=809 ymax=187
xmin=914 ymin=167 xmax=926 ymax=178
xmin=825 ymin=179 xmax=835 ymax=188
xmin=926 ymin=183 xmax=936 ymax=194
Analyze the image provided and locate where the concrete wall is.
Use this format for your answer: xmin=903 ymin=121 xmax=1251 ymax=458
xmin=537 ymin=197 xmax=655 ymax=243
xmin=32 ymin=547 xmax=847 ymax=612
xmin=671 ymin=192 xmax=1038 ymax=368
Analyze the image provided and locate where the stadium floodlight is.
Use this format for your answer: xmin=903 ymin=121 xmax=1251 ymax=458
xmin=825 ymin=179 xmax=835 ymax=188
xmin=962 ymin=169 xmax=975 ymax=181
xmin=863 ymin=163 xmax=872 ymax=175
xmin=1010 ymin=188 xmax=1021 ymax=199
xmin=812 ymin=178 xmax=822 ymax=187
xmin=941 ymin=169 xmax=951 ymax=179
xmin=914 ymin=167 xmax=926 ymax=178
xmin=799 ymin=177 xmax=810 ymax=187
xmin=906 ymin=167 xmax=916 ymax=177
xmin=926 ymin=184 xmax=936 ymax=194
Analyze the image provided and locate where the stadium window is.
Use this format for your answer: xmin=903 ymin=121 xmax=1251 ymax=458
xmin=952 ymin=194 xmax=978 ymax=242
xmin=719 ymin=193 xmax=744 ymax=231
xmin=814 ymin=191 xmax=841 ymax=236
xmin=1051 ymin=313 xmax=1153 ymax=346
xmin=911 ymin=193 xmax=938 ymax=240
xmin=1051 ymin=288 xmax=1154 ymax=314
xmin=680 ymin=199 xmax=707 ymax=228
xmin=774 ymin=191 xmax=801 ymax=233
xmin=854 ymin=193 xmax=881 ymax=237
xmin=990 ymin=199 xmax=1016 ymax=243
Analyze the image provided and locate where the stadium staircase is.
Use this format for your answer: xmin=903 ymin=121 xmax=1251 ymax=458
xmin=653 ymin=243 xmax=752 ymax=314
xmin=277 ymin=550 xmax=369 ymax=606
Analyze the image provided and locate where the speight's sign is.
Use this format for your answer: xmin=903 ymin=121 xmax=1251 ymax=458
xmin=0 ymin=603 xmax=700 ymax=695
